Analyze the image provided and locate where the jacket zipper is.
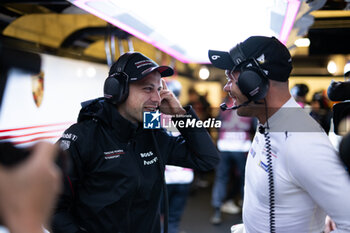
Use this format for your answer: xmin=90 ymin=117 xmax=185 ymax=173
xmin=125 ymin=139 xmax=141 ymax=233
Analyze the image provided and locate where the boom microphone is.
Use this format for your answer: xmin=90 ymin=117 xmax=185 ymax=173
xmin=220 ymin=101 xmax=250 ymax=111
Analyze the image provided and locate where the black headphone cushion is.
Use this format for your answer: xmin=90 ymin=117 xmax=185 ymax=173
xmin=104 ymin=73 xmax=129 ymax=104
xmin=237 ymin=70 xmax=269 ymax=101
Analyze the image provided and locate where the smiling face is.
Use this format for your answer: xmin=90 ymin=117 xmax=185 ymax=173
xmin=223 ymin=69 xmax=257 ymax=117
xmin=117 ymin=71 xmax=162 ymax=124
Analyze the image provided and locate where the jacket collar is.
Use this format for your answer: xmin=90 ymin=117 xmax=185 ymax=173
xmin=258 ymin=97 xmax=322 ymax=133
xmin=78 ymin=98 xmax=145 ymax=142
xmin=102 ymin=101 xmax=141 ymax=142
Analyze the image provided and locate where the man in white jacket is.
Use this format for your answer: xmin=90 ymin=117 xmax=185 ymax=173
xmin=208 ymin=36 xmax=350 ymax=233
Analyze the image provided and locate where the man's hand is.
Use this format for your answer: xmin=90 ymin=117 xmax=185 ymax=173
xmin=0 ymin=142 xmax=62 ymax=233
xmin=159 ymin=79 xmax=186 ymax=115
xmin=324 ymin=215 xmax=336 ymax=233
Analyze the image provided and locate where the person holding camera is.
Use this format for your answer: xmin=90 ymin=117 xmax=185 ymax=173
xmin=51 ymin=52 xmax=219 ymax=233
xmin=0 ymin=142 xmax=62 ymax=233
xmin=323 ymin=62 xmax=350 ymax=233
xmin=208 ymin=36 xmax=350 ymax=233
xmin=0 ymin=46 xmax=62 ymax=233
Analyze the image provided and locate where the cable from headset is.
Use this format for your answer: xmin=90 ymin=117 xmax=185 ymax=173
xmin=263 ymin=99 xmax=275 ymax=233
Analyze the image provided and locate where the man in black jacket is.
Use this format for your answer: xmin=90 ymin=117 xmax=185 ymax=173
xmin=51 ymin=52 xmax=219 ymax=233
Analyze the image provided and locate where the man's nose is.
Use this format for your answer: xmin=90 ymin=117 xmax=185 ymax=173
xmin=223 ymin=82 xmax=231 ymax=92
xmin=151 ymin=91 xmax=161 ymax=104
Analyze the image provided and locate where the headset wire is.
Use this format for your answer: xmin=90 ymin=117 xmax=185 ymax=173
xmin=263 ymin=99 xmax=276 ymax=233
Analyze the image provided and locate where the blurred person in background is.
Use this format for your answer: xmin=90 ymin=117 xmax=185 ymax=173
xmin=186 ymin=87 xmax=213 ymax=189
xmin=310 ymin=90 xmax=332 ymax=134
xmin=161 ymin=79 xmax=194 ymax=233
xmin=0 ymin=46 xmax=62 ymax=233
xmin=186 ymin=87 xmax=212 ymax=122
xmin=327 ymin=63 xmax=350 ymax=149
xmin=211 ymin=96 xmax=256 ymax=225
xmin=0 ymin=141 xmax=62 ymax=233
xmin=291 ymin=83 xmax=310 ymax=111
xmin=323 ymin=62 xmax=350 ymax=233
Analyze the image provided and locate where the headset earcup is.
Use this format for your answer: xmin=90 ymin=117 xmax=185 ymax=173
xmin=237 ymin=70 xmax=269 ymax=101
xmin=103 ymin=74 xmax=128 ymax=104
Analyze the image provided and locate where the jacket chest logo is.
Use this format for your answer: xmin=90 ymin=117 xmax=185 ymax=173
xmin=140 ymin=151 xmax=153 ymax=158
xmin=104 ymin=149 xmax=125 ymax=160
xmin=140 ymin=151 xmax=158 ymax=166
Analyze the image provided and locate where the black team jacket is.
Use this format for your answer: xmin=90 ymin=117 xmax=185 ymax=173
xmin=51 ymin=98 xmax=219 ymax=233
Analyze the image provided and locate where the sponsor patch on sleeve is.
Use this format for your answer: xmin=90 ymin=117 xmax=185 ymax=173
xmin=60 ymin=140 xmax=71 ymax=150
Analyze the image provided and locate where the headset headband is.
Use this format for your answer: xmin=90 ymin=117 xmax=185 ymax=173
xmin=109 ymin=52 xmax=134 ymax=77
xmin=104 ymin=52 xmax=137 ymax=105
xmin=229 ymin=43 xmax=247 ymax=70
xmin=229 ymin=43 xmax=268 ymax=80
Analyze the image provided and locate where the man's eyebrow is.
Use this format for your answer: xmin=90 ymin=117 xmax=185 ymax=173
xmin=138 ymin=80 xmax=162 ymax=89
xmin=141 ymin=82 xmax=155 ymax=87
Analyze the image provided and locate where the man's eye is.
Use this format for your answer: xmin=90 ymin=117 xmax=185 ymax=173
xmin=144 ymin=87 xmax=152 ymax=92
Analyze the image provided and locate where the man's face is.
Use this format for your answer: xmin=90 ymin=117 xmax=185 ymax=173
xmin=118 ymin=71 xmax=162 ymax=124
xmin=224 ymin=69 xmax=254 ymax=117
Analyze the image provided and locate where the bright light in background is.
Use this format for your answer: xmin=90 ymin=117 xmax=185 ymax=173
xmin=294 ymin=38 xmax=310 ymax=47
xmin=86 ymin=66 xmax=96 ymax=78
xmin=69 ymin=0 xmax=301 ymax=63
xmin=199 ymin=66 xmax=210 ymax=80
xmin=76 ymin=67 xmax=83 ymax=78
xmin=327 ymin=60 xmax=337 ymax=75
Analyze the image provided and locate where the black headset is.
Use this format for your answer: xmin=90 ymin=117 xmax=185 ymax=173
xmin=229 ymin=43 xmax=269 ymax=102
xmin=103 ymin=52 xmax=134 ymax=104
xmin=231 ymin=44 xmax=276 ymax=232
